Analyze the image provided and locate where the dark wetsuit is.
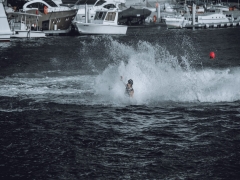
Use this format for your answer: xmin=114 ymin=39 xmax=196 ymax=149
xmin=125 ymin=86 xmax=134 ymax=97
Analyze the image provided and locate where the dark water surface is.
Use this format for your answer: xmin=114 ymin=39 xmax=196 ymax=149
xmin=0 ymin=27 xmax=240 ymax=179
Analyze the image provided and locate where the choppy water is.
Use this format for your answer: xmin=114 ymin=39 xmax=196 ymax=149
xmin=0 ymin=26 xmax=240 ymax=179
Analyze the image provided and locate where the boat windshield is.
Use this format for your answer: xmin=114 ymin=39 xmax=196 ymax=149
xmin=103 ymin=4 xmax=116 ymax=9
xmin=94 ymin=11 xmax=107 ymax=20
xmin=95 ymin=0 xmax=106 ymax=6
xmin=42 ymin=0 xmax=58 ymax=7
xmin=26 ymin=2 xmax=47 ymax=13
xmin=105 ymin=12 xmax=116 ymax=21
xmin=26 ymin=3 xmax=40 ymax=9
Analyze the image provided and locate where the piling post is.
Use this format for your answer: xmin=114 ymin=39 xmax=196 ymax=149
xmin=192 ymin=3 xmax=196 ymax=29
xmin=157 ymin=3 xmax=161 ymax=22
xmin=85 ymin=4 xmax=88 ymax=23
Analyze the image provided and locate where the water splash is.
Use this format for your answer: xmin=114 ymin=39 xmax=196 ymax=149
xmin=94 ymin=37 xmax=240 ymax=104
xmin=0 ymin=36 xmax=240 ymax=105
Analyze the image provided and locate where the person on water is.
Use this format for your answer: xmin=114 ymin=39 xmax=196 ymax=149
xmin=121 ymin=76 xmax=134 ymax=97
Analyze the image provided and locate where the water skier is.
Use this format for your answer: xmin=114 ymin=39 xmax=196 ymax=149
xmin=121 ymin=76 xmax=134 ymax=98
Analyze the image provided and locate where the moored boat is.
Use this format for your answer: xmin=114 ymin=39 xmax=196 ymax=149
xmin=163 ymin=4 xmax=192 ymax=29
xmin=72 ymin=0 xmax=126 ymax=23
xmin=164 ymin=4 xmax=233 ymax=29
xmin=206 ymin=3 xmax=230 ymax=12
xmin=164 ymin=15 xmax=192 ymax=29
xmin=18 ymin=0 xmax=78 ymax=34
xmin=118 ymin=6 xmax=152 ymax=25
xmin=197 ymin=10 xmax=230 ymax=24
xmin=73 ymin=8 xmax=127 ymax=35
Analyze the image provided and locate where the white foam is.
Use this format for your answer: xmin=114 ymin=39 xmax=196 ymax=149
xmin=0 ymin=74 xmax=95 ymax=104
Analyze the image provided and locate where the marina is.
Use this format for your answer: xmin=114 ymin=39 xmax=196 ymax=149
xmin=1 ymin=0 xmax=240 ymax=37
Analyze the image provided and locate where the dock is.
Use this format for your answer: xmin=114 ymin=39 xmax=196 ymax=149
xmin=183 ymin=21 xmax=240 ymax=29
xmin=43 ymin=28 xmax=72 ymax=36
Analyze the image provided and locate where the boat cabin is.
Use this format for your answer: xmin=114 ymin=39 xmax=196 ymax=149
xmin=72 ymin=0 xmax=125 ymax=9
xmin=93 ymin=9 xmax=119 ymax=25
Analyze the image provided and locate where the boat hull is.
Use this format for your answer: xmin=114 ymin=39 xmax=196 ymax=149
xmin=198 ymin=13 xmax=229 ymax=24
xmin=164 ymin=17 xmax=185 ymax=29
xmin=0 ymin=34 xmax=11 ymax=41
xmin=74 ymin=22 xmax=127 ymax=35
xmin=24 ymin=9 xmax=77 ymax=31
xmin=166 ymin=20 xmax=183 ymax=28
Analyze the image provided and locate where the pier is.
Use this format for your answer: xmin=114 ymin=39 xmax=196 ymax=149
xmin=183 ymin=21 xmax=240 ymax=29
xmin=43 ymin=29 xmax=71 ymax=36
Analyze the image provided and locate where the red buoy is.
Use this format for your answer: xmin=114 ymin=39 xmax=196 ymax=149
xmin=209 ymin=52 xmax=215 ymax=59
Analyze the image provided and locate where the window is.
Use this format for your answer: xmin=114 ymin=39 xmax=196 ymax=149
xmin=94 ymin=11 xmax=107 ymax=20
xmin=105 ymin=12 xmax=116 ymax=21
xmin=95 ymin=0 xmax=106 ymax=6
xmin=43 ymin=0 xmax=58 ymax=7
xmin=103 ymin=4 xmax=116 ymax=9
xmin=27 ymin=2 xmax=46 ymax=13
xmin=27 ymin=3 xmax=39 ymax=8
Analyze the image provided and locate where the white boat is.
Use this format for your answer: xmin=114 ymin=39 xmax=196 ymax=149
xmin=73 ymin=8 xmax=127 ymax=35
xmin=164 ymin=15 xmax=192 ymax=28
xmin=0 ymin=1 xmax=12 ymax=41
xmin=164 ymin=5 xmax=230 ymax=29
xmin=8 ymin=12 xmax=46 ymax=38
xmin=197 ymin=10 xmax=230 ymax=24
xmin=207 ymin=3 xmax=229 ymax=12
xmin=73 ymin=0 xmax=126 ymax=23
xmin=164 ymin=4 xmax=192 ymax=29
